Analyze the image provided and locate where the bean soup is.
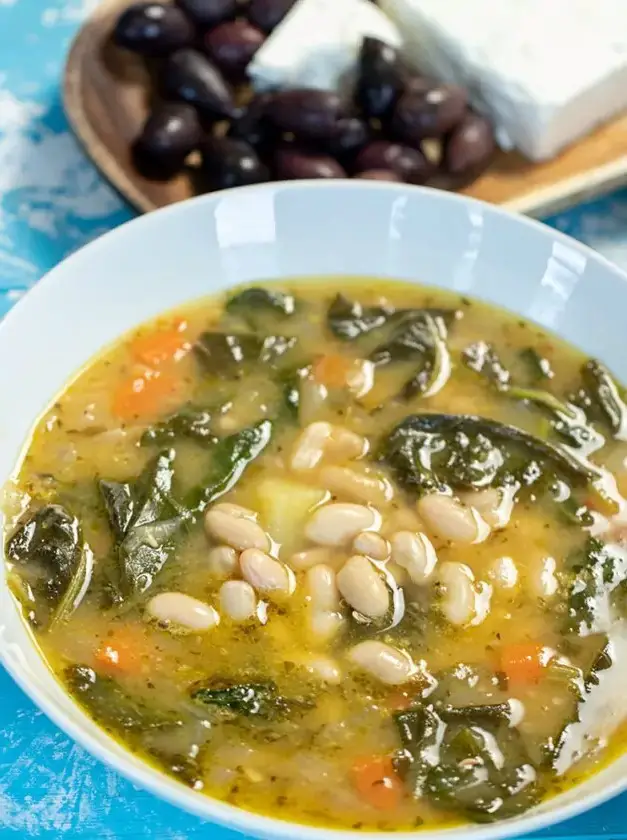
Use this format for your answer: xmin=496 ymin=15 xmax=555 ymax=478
xmin=6 ymin=279 xmax=627 ymax=831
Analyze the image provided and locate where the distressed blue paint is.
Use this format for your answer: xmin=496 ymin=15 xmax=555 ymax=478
xmin=2 ymin=0 xmax=627 ymax=837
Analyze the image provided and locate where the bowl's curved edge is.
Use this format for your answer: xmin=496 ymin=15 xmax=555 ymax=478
xmin=3 ymin=181 xmax=627 ymax=839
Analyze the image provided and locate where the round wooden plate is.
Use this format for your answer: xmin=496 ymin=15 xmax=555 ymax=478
xmin=64 ymin=0 xmax=195 ymax=214
xmin=64 ymin=0 xmax=627 ymax=217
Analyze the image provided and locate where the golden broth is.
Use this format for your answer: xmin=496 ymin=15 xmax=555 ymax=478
xmin=6 ymin=278 xmax=627 ymax=831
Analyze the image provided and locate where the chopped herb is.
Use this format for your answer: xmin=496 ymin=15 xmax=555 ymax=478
xmin=190 ymin=679 xmax=310 ymax=719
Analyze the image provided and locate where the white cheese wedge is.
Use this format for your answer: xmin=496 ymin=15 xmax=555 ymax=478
xmin=379 ymin=0 xmax=627 ymax=161
xmin=248 ymin=0 xmax=401 ymax=95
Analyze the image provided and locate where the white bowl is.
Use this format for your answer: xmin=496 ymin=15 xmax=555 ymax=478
xmin=1 ymin=181 xmax=626 ymax=840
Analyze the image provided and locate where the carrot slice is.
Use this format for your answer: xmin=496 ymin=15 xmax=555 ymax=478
xmin=351 ymin=756 xmax=404 ymax=810
xmin=95 ymin=625 xmax=148 ymax=674
xmin=130 ymin=321 xmax=190 ymax=367
xmin=112 ymin=369 xmax=180 ymax=421
xmin=312 ymin=354 xmax=353 ymax=390
xmin=500 ymin=642 xmax=547 ymax=686
xmin=385 ymin=691 xmax=412 ymax=712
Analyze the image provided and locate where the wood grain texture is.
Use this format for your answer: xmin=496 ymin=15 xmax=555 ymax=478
xmin=63 ymin=0 xmax=627 ymax=218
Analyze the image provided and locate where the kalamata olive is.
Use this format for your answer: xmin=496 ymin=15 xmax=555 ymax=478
xmin=355 ymin=141 xmax=432 ymax=184
xmin=327 ymin=117 xmax=369 ymax=160
xmin=162 ymin=48 xmax=236 ymax=118
xmin=132 ymin=102 xmax=202 ymax=179
xmin=201 ymin=137 xmax=270 ymax=189
xmin=112 ymin=3 xmax=195 ymax=57
xmin=274 ymin=148 xmax=346 ymax=179
xmin=227 ymin=93 xmax=278 ymax=152
xmin=203 ymin=20 xmax=265 ymax=78
xmin=266 ymin=89 xmax=344 ymax=141
xmin=175 ymin=0 xmax=236 ymax=27
xmin=393 ymin=84 xmax=468 ymax=143
xmin=356 ymin=37 xmax=404 ymax=120
xmin=356 ymin=169 xmax=401 ymax=181
xmin=248 ymin=0 xmax=296 ymax=33
xmin=444 ymin=112 xmax=496 ymax=175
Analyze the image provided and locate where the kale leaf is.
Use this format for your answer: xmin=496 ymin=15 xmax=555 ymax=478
xmin=6 ymin=503 xmax=93 ymax=628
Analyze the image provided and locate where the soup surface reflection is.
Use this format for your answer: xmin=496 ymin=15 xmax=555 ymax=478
xmin=6 ymin=278 xmax=627 ymax=831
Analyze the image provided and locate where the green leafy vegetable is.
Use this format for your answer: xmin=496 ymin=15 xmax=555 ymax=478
xmin=276 ymin=365 xmax=310 ymax=421
xmin=399 ymin=314 xmax=451 ymax=400
xmin=394 ymin=703 xmax=540 ymax=821
xmin=462 ymin=341 xmax=510 ymax=390
xmin=194 ymin=332 xmax=296 ymax=378
xmin=100 ymin=451 xmax=190 ymax=598
xmin=581 ymin=359 xmax=627 ymax=439
xmin=65 ymin=664 xmax=182 ymax=732
xmin=226 ymin=287 xmax=296 ymax=328
xmin=6 ymin=503 xmax=93 ymax=628
xmin=370 ymin=311 xmax=453 ymax=367
xmin=562 ymin=537 xmax=627 ymax=634
xmin=520 ymin=347 xmax=553 ymax=381
xmin=381 ymin=413 xmax=597 ymax=497
xmin=327 ymin=294 xmax=392 ymax=341
xmin=190 ymin=679 xmax=307 ymax=719
xmin=463 ymin=343 xmax=595 ymax=450
xmin=436 ymin=703 xmax=513 ymax=724
xmin=49 ymin=542 xmax=95 ymax=629
xmin=141 ymin=406 xmax=216 ymax=447
xmin=186 ymin=419 xmax=273 ymax=513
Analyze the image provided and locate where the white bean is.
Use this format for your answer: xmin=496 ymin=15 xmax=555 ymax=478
xmin=437 ymin=562 xmax=477 ymax=626
xmin=382 ymin=507 xmax=424 ymax=537
xmin=326 ymin=426 xmax=368 ymax=460
xmin=319 ymin=465 xmax=392 ymax=506
xmin=390 ymin=531 xmax=437 ymax=584
xmin=305 ymin=503 xmax=378 ymax=546
xmin=220 ymin=580 xmax=257 ymax=622
xmin=205 ymin=507 xmax=270 ymax=552
xmin=289 ymin=547 xmax=337 ymax=570
xmin=337 ymin=555 xmax=389 ymax=619
xmin=240 ymin=548 xmax=293 ymax=597
xmin=461 ymin=486 xmax=516 ymax=529
xmin=489 ymin=556 xmax=519 ymax=589
xmin=417 ymin=494 xmax=490 ymax=544
xmin=348 ymin=640 xmax=416 ymax=685
xmin=301 ymin=655 xmax=343 ymax=685
xmin=290 ymin=422 xmax=367 ymax=472
xmin=290 ymin=422 xmax=333 ymax=471
xmin=353 ymin=530 xmax=389 ymax=561
xmin=306 ymin=564 xmax=340 ymax=611
xmin=147 ymin=592 xmax=219 ymax=631
xmin=309 ymin=609 xmax=344 ymax=643
xmin=386 ymin=561 xmax=409 ymax=587
xmin=207 ymin=545 xmax=239 ymax=579
xmin=213 ymin=502 xmax=257 ymax=521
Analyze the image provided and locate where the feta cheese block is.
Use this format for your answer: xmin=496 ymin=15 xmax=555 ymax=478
xmin=248 ymin=0 xmax=401 ymax=95
xmin=379 ymin=0 xmax=627 ymax=161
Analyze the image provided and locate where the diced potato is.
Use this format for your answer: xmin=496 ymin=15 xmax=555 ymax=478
xmin=254 ymin=477 xmax=327 ymax=553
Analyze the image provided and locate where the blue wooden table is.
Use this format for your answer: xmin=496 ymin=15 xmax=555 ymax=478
xmin=2 ymin=2 xmax=627 ymax=837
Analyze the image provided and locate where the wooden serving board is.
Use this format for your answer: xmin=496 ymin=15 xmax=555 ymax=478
xmin=64 ymin=0 xmax=627 ymax=218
